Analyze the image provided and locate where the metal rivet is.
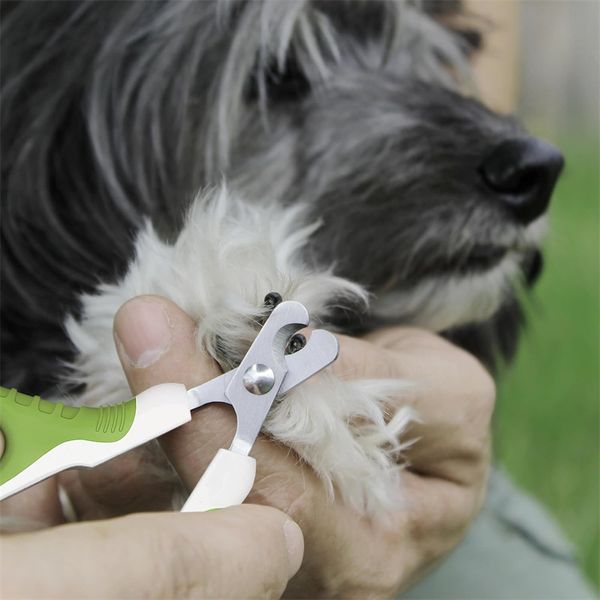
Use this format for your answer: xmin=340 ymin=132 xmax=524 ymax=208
xmin=243 ymin=364 xmax=275 ymax=395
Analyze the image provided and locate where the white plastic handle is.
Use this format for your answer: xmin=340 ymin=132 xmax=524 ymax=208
xmin=126 ymin=382 xmax=192 ymax=445
xmin=181 ymin=448 xmax=256 ymax=512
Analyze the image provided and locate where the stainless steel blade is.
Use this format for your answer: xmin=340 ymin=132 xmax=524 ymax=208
xmin=186 ymin=370 xmax=235 ymax=411
xmin=186 ymin=329 xmax=338 ymax=412
xmin=281 ymin=329 xmax=338 ymax=391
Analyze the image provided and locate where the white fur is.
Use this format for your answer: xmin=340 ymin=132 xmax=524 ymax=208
xmin=66 ymin=185 xmax=414 ymax=515
xmin=373 ymin=217 xmax=548 ymax=331
xmin=372 ymin=255 xmax=521 ymax=331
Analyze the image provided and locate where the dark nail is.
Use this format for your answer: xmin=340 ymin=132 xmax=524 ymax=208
xmin=264 ymin=292 xmax=283 ymax=309
xmin=286 ymin=333 xmax=306 ymax=355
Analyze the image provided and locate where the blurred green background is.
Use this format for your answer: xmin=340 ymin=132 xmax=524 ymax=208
xmin=496 ymin=136 xmax=599 ymax=588
xmin=489 ymin=0 xmax=600 ymax=588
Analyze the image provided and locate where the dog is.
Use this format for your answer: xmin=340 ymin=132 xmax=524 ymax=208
xmin=1 ymin=0 xmax=563 ymax=515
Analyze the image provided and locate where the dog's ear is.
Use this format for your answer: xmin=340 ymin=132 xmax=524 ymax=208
xmin=244 ymin=53 xmax=311 ymax=105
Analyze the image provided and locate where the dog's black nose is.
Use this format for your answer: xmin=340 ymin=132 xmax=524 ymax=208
xmin=479 ymin=138 xmax=564 ymax=224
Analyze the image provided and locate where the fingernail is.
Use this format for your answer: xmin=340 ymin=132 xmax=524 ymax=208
xmin=283 ymin=520 xmax=304 ymax=578
xmin=114 ymin=299 xmax=173 ymax=368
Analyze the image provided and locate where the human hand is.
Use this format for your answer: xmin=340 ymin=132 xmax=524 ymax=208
xmin=0 ymin=297 xmax=218 ymax=525
xmin=0 ymin=502 xmax=303 ymax=599
xmin=0 ymin=341 xmax=304 ymax=599
xmin=1 ymin=293 xmax=493 ymax=597
xmin=103 ymin=295 xmax=494 ymax=598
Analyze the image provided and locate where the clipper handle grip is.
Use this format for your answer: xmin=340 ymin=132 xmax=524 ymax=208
xmin=181 ymin=449 xmax=256 ymax=512
xmin=0 ymin=383 xmax=191 ymax=501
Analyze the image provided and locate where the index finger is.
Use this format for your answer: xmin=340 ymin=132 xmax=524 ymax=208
xmin=1 ymin=505 xmax=303 ymax=599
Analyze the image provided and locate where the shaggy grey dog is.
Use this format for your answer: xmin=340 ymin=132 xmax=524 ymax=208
xmin=1 ymin=0 xmax=563 ymax=513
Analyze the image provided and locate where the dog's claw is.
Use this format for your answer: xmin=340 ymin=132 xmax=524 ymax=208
xmin=263 ymin=292 xmax=283 ymax=309
xmin=285 ymin=333 xmax=306 ymax=355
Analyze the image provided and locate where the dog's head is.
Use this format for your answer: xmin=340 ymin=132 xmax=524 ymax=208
xmin=214 ymin=0 xmax=564 ymax=365
xmin=1 ymin=0 xmax=564 ymax=390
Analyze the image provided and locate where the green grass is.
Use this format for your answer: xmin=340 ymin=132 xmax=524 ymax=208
xmin=496 ymin=135 xmax=599 ymax=588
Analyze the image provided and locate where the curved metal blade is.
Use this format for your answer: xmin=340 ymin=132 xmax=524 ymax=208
xmin=280 ymin=329 xmax=338 ymax=391
xmin=185 ymin=301 xmax=338 ymax=457
xmin=225 ymin=301 xmax=309 ymax=455
xmin=186 ymin=329 xmax=338 ymax=412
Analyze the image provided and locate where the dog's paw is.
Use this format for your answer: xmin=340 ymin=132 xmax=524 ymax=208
xmin=266 ymin=371 xmax=415 ymax=516
xmin=66 ymin=183 xmax=411 ymax=515
xmin=67 ymin=183 xmax=367 ymax=399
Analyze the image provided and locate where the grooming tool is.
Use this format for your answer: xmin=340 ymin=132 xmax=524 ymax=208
xmin=0 ymin=301 xmax=338 ymax=511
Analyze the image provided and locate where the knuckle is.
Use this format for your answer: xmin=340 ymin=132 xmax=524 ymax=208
xmin=434 ymin=348 xmax=496 ymax=472
xmin=324 ymin=538 xmax=410 ymax=598
xmin=332 ymin=566 xmax=405 ymax=598
xmin=377 ymin=564 xmax=411 ymax=597
xmin=449 ymin=346 xmax=497 ymax=422
xmin=468 ymin=361 xmax=496 ymax=415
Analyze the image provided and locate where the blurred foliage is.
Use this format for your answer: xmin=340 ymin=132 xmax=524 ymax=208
xmin=496 ymin=135 xmax=599 ymax=588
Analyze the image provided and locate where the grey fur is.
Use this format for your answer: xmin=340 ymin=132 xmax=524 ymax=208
xmin=1 ymin=0 xmax=551 ymax=392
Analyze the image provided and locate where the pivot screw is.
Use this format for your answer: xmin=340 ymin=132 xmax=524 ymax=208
xmin=243 ymin=364 xmax=275 ymax=395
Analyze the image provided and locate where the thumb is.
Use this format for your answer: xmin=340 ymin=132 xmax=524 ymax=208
xmin=2 ymin=505 xmax=304 ymax=599
xmin=63 ymin=295 xmax=228 ymax=518
xmin=113 ymin=294 xmax=221 ymax=394
xmin=113 ymin=295 xmax=237 ymax=490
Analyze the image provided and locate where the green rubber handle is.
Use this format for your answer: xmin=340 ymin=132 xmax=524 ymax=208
xmin=0 ymin=386 xmax=136 ymax=486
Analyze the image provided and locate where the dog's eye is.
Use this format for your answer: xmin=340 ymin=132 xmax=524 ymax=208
xmin=245 ymin=56 xmax=311 ymax=104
